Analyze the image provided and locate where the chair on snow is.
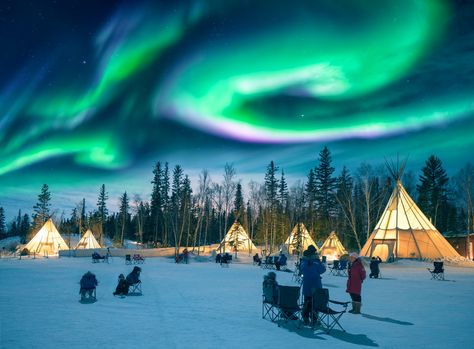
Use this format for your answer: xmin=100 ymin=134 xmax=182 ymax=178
xmin=220 ymin=253 xmax=232 ymax=267
xmin=329 ymin=260 xmax=340 ymax=275
xmin=125 ymin=254 xmax=132 ymax=265
xmin=275 ymin=285 xmax=302 ymax=327
xmin=262 ymin=285 xmax=279 ymax=322
xmin=133 ymin=254 xmax=145 ymax=264
xmin=337 ymin=259 xmax=348 ymax=276
xmin=428 ymin=261 xmax=445 ymax=280
xmin=311 ymin=288 xmax=349 ymax=333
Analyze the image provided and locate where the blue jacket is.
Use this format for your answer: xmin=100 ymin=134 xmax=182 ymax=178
xmin=301 ymin=258 xmax=326 ymax=296
xmin=278 ymin=254 xmax=287 ymax=265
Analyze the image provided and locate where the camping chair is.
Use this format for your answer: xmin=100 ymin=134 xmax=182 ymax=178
xmin=79 ymin=287 xmax=97 ymax=303
xmin=220 ymin=253 xmax=231 ymax=267
xmin=133 ymin=254 xmax=145 ymax=264
xmin=311 ymin=288 xmax=349 ymax=333
xmin=337 ymin=260 xmax=348 ymax=276
xmin=125 ymin=254 xmax=132 ymax=265
xmin=329 ymin=260 xmax=340 ymax=275
xmin=428 ymin=261 xmax=445 ymax=281
xmin=262 ymin=256 xmax=275 ymax=269
xmin=128 ymin=281 xmax=143 ymax=296
xmin=262 ymin=288 xmax=279 ymax=322
xmin=275 ymin=285 xmax=302 ymax=327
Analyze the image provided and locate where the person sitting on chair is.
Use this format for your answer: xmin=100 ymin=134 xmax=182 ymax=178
xmin=275 ymin=252 xmax=287 ymax=271
xmin=126 ymin=266 xmax=141 ymax=286
xmin=92 ymin=251 xmax=104 ymax=260
xmin=369 ymin=256 xmax=382 ymax=278
xmin=253 ymin=253 xmax=262 ymax=266
xmin=79 ymin=271 xmax=98 ymax=300
xmin=262 ymin=271 xmax=278 ymax=304
xmin=113 ymin=274 xmax=129 ymax=296
xmin=215 ymin=253 xmax=222 ymax=263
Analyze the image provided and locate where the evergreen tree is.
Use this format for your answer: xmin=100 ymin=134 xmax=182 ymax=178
xmin=417 ymin=155 xmax=449 ymax=230
xmin=314 ymin=146 xmax=336 ymax=232
xmin=264 ymin=161 xmax=279 ymax=208
xmin=0 ymin=207 xmax=6 ymax=239
xmin=118 ymin=191 xmax=130 ymax=246
xmin=96 ymin=184 xmax=108 ymax=244
xmin=33 ymin=184 xmax=51 ymax=229
xmin=20 ymin=214 xmax=30 ymax=243
xmin=150 ymin=162 xmax=163 ymax=243
xmin=234 ymin=182 xmax=244 ymax=220
xmin=278 ymin=170 xmax=289 ymax=213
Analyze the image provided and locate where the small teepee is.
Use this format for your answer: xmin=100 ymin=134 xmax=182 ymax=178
xmin=319 ymin=231 xmax=348 ymax=261
xmin=75 ymin=229 xmax=101 ymax=249
xmin=219 ymin=222 xmax=257 ymax=254
xmin=360 ymin=159 xmax=461 ymax=261
xmin=284 ymin=223 xmax=317 ymax=256
xmin=24 ymin=218 xmax=69 ymax=255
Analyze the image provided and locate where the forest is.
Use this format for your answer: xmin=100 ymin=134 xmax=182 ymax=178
xmin=1 ymin=147 xmax=473 ymax=255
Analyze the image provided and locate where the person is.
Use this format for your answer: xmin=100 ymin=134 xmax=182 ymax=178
xmin=369 ymin=256 xmax=382 ymax=278
xmin=275 ymin=252 xmax=287 ymax=271
xmin=346 ymin=252 xmax=366 ymax=314
xmin=183 ymin=248 xmax=189 ymax=264
xmin=79 ymin=271 xmax=98 ymax=300
xmin=300 ymin=247 xmax=326 ymax=325
xmin=113 ymin=274 xmax=128 ymax=296
xmin=253 ymin=253 xmax=262 ymax=266
xmin=262 ymin=271 xmax=278 ymax=304
xmin=126 ymin=266 xmax=141 ymax=286
xmin=215 ymin=253 xmax=222 ymax=263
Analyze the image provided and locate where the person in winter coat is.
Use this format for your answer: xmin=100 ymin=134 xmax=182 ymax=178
xmin=79 ymin=271 xmax=98 ymax=300
xmin=346 ymin=252 xmax=366 ymax=314
xmin=275 ymin=253 xmax=287 ymax=271
xmin=262 ymin=271 xmax=279 ymax=304
xmin=113 ymin=274 xmax=129 ymax=296
xmin=301 ymin=249 xmax=326 ymax=324
xmin=126 ymin=266 xmax=141 ymax=286
xmin=369 ymin=256 xmax=382 ymax=278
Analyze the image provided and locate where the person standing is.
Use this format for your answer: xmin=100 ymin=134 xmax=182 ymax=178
xmin=301 ymin=248 xmax=326 ymax=325
xmin=369 ymin=256 xmax=382 ymax=278
xmin=346 ymin=252 xmax=366 ymax=314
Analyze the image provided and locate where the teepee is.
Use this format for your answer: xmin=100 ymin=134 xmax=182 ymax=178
xmin=219 ymin=222 xmax=257 ymax=254
xmin=284 ymin=223 xmax=317 ymax=256
xmin=75 ymin=229 xmax=101 ymax=249
xmin=360 ymin=160 xmax=461 ymax=261
xmin=319 ymin=231 xmax=348 ymax=261
xmin=24 ymin=218 xmax=69 ymax=255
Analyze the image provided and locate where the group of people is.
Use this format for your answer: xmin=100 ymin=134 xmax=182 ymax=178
xmin=254 ymin=252 xmax=287 ymax=270
xmin=79 ymin=266 xmax=142 ymax=301
xmin=263 ymin=245 xmax=370 ymax=324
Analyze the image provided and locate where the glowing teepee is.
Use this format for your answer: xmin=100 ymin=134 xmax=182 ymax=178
xmin=319 ymin=231 xmax=348 ymax=261
xmin=360 ymin=160 xmax=460 ymax=261
xmin=219 ymin=222 xmax=257 ymax=254
xmin=75 ymin=229 xmax=101 ymax=249
xmin=284 ymin=223 xmax=317 ymax=256
xmin=24 ymin=218 xmax=69 ymax=255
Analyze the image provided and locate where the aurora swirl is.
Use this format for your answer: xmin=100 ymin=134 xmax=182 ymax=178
xmin=0 ymin=0 xmax=473 ymax=218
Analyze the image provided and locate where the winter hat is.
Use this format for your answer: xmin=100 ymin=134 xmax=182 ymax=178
xmin=118 ymin=274 xmax=125 ymax=279
xmin=307 ymin=245 xmax=317 ymax=255
xmin=267 ymin=271 xmax=276 ymax=280
xmin=133 ymin=266 xmax=142 ymax=272
xmin=349 ymin=252 xmax=359 ymax=258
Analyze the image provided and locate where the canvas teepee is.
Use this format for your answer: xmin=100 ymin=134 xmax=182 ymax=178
xmin=75 ymin=229 xmax=101 ymax=249
xmin=284 ymin=223 xmax=317 ymax=256
xmin=24 ymin=218 xmax=69 ymax=255
xmin=319 ymin=231 xmax=348 ymax=261
xmin=360 ymin=161 xmax=461 ymax=261
xmin=219 ymin=222 xmax=257 ymax=254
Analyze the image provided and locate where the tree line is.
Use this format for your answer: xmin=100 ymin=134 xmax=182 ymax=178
xmin=1 ymin=147 xmax=473 ymax=255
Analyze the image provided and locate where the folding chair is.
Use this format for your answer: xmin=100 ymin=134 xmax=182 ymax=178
xmin=128 ymin=281 xmax=143 ymax=296
xmin=311 ymin=288 xmax=349 ymax=333
xmin=275 ymin=285 xmax=302 ymax=327
xmin=262 ymin=291 xmax=279 ymax=322
xmin=262 ymin=256 xmax=275 ymax=269
xmin=428 ymin=261 xmax=444 ymax=280
xmin=329 ymin=260 xmax=340 ymax=275
xmin=220 ymin=253 xmax=231 ymax=267
xmin=125 ymin=254 xmax=132 ymax=265
xmin=79 ymin=287 xmax=97 ymax=303
xmin=133 ymin=254 xmax=145 ymax=264
xmin=337 ymin=260 xmax=348 ymax=277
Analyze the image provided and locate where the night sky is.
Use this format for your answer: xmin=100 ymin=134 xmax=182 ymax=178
xmin=1 ymin=0 xmax=473 ymax=220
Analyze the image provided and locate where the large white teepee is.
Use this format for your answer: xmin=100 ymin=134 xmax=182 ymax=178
xmin=360 ymin=179 xmax=461 ymax=261
xmin=219 ymin=222 xmax=257 ymax=254
xmin=75 ymin=229 xmax=101 ymax=249
xmin=284 ymin=223 xmax=317 ymax=255
xmin=319 ymin=231 xmax=348 ymax=261
xmin=24 ymin=218 xmax=69 ymax=255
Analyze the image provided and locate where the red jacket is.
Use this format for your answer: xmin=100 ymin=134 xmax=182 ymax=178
xmin=346 ymin=258 xmax=366 ymax=295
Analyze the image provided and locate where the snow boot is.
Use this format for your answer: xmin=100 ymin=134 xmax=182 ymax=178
xmin=349 ymin=301 xmax=361 ymax=314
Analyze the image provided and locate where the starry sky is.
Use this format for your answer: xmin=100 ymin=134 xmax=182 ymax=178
xmin=1 ymin=0 xmax=473 ymax=220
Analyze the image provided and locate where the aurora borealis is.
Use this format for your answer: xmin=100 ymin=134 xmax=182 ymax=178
xmin=1 ymin=0 xmax=474 ymax=219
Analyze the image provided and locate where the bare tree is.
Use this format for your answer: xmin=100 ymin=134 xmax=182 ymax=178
xmin=222 ymin=163 xmax=236 ymax=249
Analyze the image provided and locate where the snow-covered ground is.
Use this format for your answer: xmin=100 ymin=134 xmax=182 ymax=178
xmin=1 ymin=256 xmax=473 ymax=349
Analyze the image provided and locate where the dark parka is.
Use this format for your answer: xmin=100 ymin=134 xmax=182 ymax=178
xmin=346 ymin=258 xmax=366 ymax=295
